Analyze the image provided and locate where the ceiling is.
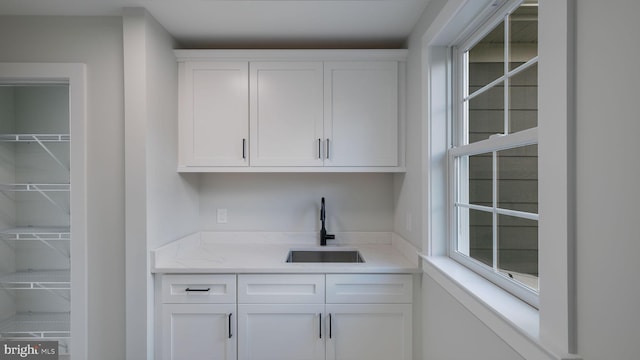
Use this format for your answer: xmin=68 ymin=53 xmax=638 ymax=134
xmin=0 ymin=0 xmax=431 ymax=47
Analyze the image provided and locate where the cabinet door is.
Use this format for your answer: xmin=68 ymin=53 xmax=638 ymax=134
xmin=161 ymin=303 xmax=236 ymax=360
xmin=325 ymin=304 xmax=412 ymax=360
xmin=237 ymin=304 xmax=325 ymax=360
xmin=250 ymin=62 xmax=324 ymax=166
xmin=324 ymin=62 xmax=399 ymax=167
xmin=179 ymin=61 xmax=249 ymax=167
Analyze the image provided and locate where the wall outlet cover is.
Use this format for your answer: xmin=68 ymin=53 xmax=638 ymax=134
xmin=217 ymin=208 xmax=228 ymax=224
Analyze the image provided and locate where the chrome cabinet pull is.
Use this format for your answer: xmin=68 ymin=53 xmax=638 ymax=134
xmin=318 ymin=138 xmax=322 ymax=159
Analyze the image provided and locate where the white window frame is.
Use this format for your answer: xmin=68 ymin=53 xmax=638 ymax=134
xmin=449 ymin=0 xmax=540 ymax=307
xmin=420 ymin=0 xmax=579 ymax=358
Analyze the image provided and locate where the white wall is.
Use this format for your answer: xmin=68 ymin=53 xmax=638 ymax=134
xmin=200 ymin=173 xmax=393 ymax=232
xmin=393 ymin=4 xmax=430 ymax=248
xmin=409 ymin=1 xmax=640 ymax=359
xmin=422 ymin=276 xmax=525 ymax=359
xmin=0 ymin=16 xmax=126 ymax=359
xmin=144 ymin=19 xmax=200 ymax=252
xmin=574 ymin=1 xmax=640 ymax=358
xmin=124 ymin=8 xmax=201 ymax=360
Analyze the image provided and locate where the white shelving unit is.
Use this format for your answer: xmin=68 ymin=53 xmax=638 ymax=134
xmin=0 ymin=183 xmax=70 ymax=191
xmin=0 ymin=270 xmax=71 ymax=290
xmin=0 ymin=312 xmax=70 ymax=337
xmin=0 ymin=312 xmax=71 ymax=357
xmin=0 ymin=84 xmax=72 ymax=357
xmin=1 ymin=227 xmax=71 ymax=241
xmin=0 ymin=133 xmax=70 ymax=172
xmin=0 ymin=134 xmax=70 ymax=142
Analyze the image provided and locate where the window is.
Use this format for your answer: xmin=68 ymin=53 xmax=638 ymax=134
xmin=423 ymin=0 xmax=576 ymax=355
xmin=450 ymin=0 xmax=539 ymax=306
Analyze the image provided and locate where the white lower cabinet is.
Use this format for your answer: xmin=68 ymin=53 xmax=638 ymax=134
xmin=325 ymin=304 xmax=412 ymax=360
xmin=157 ymin=273 xmax=412 ymax=360
xmin=237 ymin=274 xmax=325 ymax=360
xmin=238 ymin=304 xmax=325 ymax=360
xmin=158 ymin=274 xmax=237 ymax=360
xmin=162 ymin=303 xmax=237 ymax=360
xmin=324 ymin=274 xmax=413 ymax=360
xmin=237 ymin=273 xmax=412 ymax=360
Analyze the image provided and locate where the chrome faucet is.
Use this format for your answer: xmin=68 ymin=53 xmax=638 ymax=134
xmin=320 ymin=197 xmax=335 ymax=246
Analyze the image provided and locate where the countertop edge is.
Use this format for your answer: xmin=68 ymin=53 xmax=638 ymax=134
xmin=151 ymin=231 xmax=421 ymax=274
xmin=151 ymin=267 xmax=421 ymax=274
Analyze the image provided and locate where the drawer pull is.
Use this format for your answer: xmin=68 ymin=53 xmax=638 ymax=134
xmin=185 ymin=287 xmax=211 ymax=292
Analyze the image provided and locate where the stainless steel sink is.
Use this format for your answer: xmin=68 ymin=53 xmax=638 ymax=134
xmin=286 ymin=249 xmax=365 ymax=263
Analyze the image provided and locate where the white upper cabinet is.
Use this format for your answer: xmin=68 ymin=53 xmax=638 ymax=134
xmin=176 ymin=50 xmax=406 ymax=172
xmin=158 ymin=275 xmax=237 ymax=360
xmin=324 ymin=62 xmax=398 ymax=167
xmin=179 ymin=61 xmax=249 ymax=167
xmin=250 ymin=62 xmax=324 ymax=167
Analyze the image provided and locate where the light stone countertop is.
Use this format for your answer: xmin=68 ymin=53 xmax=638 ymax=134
xmin=151 ymin=232 xmax=420 ymax=274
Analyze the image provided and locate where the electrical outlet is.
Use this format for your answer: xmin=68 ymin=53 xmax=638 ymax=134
xmin=217 ymin=208 xmax=228 ymax=224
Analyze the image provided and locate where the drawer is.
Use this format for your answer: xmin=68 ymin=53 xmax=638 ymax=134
xmin=238 ymin=274 xmax=325 ymax=304
xmin=161 ymin=274 xmax=236 ymax=303
xmin=326 ymin=274 xmax=413 ymax=304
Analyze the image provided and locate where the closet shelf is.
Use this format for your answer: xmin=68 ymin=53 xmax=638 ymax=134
xmin=0 ymin=184 xmax=70 ymax=214
xmin=0 ymin=227 xmax=70 ymax=241
xmin=0 ymin=134 xmax=70 ymax=171
xmin=0 ymin=270 xmax=70 ymax=290
xmin=0 ymin=312 xmax=70 ymax=339
xmin=0 ymin=134 xmax=70 ymax=142
xmin=0 ymin=183 xmax=70 ymax=192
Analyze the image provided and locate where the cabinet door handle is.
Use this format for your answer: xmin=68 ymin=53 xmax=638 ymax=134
xmin=228 ymin=313 xmax=233 ymax=339
xmin=329 ymin=313 xmax=332 ymax=339
xmin=242 ymin=139 xmax=246 ymax=159
xmin=318 ymin=138 xmax=322 ymax=159
xmin=185 ymin=287 xmax=210 ymax=292
xmin=319 ymin=313 xmax=322 ymax=339
xmin=325 ymin=139 xmax=330 ymax=159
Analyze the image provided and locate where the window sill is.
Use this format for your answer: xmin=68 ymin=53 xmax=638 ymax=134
xmin=420 ymin=255 xmax=581 ymax=360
